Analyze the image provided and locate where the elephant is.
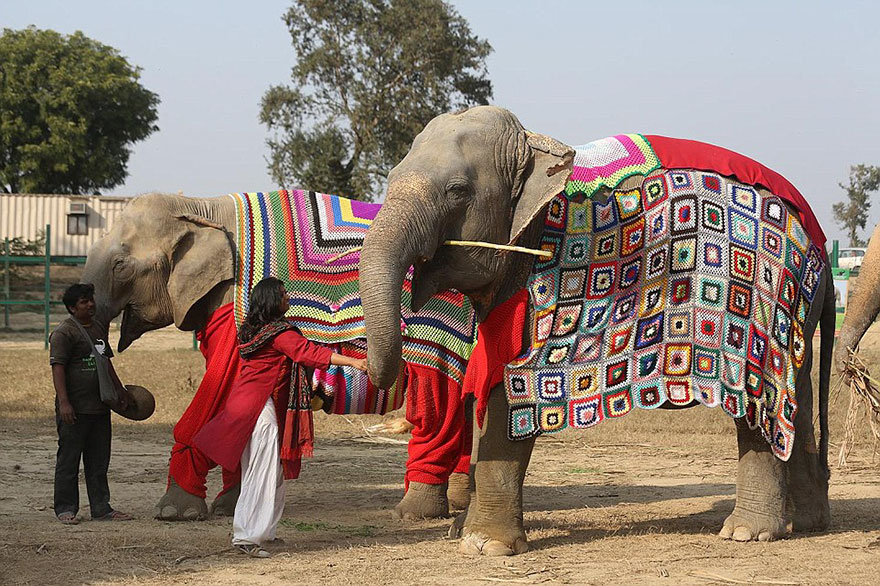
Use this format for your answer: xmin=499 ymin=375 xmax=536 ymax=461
xmin=836 ymin=222 xmax=880 ymax=374
xmin=359 ymin=105 xmax=834 ymax=556
xmin=80 ymin=191 xmax=471 ymax=522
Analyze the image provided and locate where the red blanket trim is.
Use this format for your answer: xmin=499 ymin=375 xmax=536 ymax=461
xmin=462 ymin=290 xmax=530 ymax=427
xmin=646 ymin=134 xmax=826 ymax=248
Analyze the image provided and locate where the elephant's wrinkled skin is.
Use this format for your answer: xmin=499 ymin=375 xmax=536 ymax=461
xmin=360 ymin=106 xmax=833 ymax=556
xmin=81 ymin=193 xmax=465 ymax=521
xmin=835 ymin=221 xmax=880 ymax=375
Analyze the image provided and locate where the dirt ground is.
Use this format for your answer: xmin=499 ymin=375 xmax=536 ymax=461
xmin=1 ymin=320 xmax=878 ymax=586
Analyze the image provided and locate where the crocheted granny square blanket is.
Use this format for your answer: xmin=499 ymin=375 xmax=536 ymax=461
xmin=504 ymin=135 xmax=825 ymax=460
xmin=230 ymin=190 xmax=476 ymax=414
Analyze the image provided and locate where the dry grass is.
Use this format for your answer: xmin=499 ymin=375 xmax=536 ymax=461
xmin=836 ymin=349 xmax=880 ymax=466
xmin=3 ymin=322 xmax=878 ymax=446
xmin=1 ymin=325 xmax=879 ymax=586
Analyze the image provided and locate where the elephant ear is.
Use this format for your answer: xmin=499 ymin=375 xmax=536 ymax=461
xmin=508 ymin=132 xmax=575 ymax=244
xmin=167 ymin=214 xmax=234 ymax=329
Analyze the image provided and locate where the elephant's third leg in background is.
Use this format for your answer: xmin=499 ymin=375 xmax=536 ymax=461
xmin=720 ymin=418 xmax=788 ymax=541
xmin=459 ymin=386 xmax=534 ymax=556
xmin=784 ymin=341 xmax=831 ymax=533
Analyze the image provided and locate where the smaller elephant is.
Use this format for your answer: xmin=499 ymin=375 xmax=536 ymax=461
xmin=81 ymin=190 xmax=474 ymax=522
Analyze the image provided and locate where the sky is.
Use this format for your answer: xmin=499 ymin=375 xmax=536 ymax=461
xmin=4 ymin=0 xmax=880 ymax=243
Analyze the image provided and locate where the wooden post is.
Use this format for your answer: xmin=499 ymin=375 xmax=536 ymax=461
xmin=3 ymin=237 xmax=9 ymax=328
xmin=44 ymin=224 xmax=51 ymax=350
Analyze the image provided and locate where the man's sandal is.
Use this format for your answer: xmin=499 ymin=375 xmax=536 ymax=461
xmin=93 ymin=510 xmax=133 ymax=521
xmin=234 ymin=543 xmax=271 ymax=558
xmin=57 ymin=512 xmax=79 ymax=525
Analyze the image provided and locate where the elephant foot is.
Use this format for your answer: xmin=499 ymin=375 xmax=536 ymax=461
xmin=155 ymin=479 xmax=208 ymax=521
xmin=719 ymin=507 xmax=790 ymax=542
xmin=791 ymin=499 xmax=830 ymax=533
xmin=447 ymin=510 xmax=467 ymax=539
xmin=459 ymin=530 xmax=529 ymax=556
xmin=209 ymin=483 xmax=240 ymax=518
xmin=393 ymin=481 xmax=449 ymax=520
xmin=447 ymin=473 xmax=471 ymax=511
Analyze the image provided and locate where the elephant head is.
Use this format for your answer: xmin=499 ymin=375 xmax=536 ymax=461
xmin=835 ymin=222 xmax=880 ymax=375
xmin=81 ymin=193 xmax=236 ymax=351
xmin=360 ymin=106 xmax=574 ymax=389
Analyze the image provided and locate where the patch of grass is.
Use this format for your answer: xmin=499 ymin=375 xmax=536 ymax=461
xmin=341 ymin=525 xmax=378 ymax=537
xmin=279 ymin=520 xmax=333 ymax=531
xmin=567 ymin=466 xmax=602 ymax=475
xmin=278 ymin=519 xmax=378 ymax=537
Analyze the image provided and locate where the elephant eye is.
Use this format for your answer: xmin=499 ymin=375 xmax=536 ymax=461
xmin=112 ymin=258 xmax=134 ymax=280
xmin=446 ymin=179 xmax=472 ymax=202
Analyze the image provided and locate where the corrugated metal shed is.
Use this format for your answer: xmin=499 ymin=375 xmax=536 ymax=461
xmin=0 ymin=193 xmax=130 ymax=256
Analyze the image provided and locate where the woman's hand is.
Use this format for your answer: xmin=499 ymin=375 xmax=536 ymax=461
xmin=329 ymin=353 xmax=368 ymax=372
xmin=349 ymin=357 xmax=368 ymax=372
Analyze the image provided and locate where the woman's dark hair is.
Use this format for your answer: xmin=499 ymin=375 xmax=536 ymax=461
xmin=62 ymin=283 xmax=95 ymax=314
xmin=238 ymin=277 xmax=287 ymax=343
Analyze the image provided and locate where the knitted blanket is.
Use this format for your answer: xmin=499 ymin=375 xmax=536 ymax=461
xmin=504 ymin=135 xmax=825 ymax=460
xmin=230 ymin=190 xmax=477 ymax=414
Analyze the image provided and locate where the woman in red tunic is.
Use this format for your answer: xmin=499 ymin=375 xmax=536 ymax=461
xmin=194 ymin=277 xmax=367 ymax=557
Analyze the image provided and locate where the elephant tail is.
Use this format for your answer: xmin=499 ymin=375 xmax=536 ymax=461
xmin=817 ymin=263 xmax=835 ymax=475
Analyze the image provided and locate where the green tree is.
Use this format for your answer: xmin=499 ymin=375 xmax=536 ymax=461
xmin=832 ymin=164 xmax=880 ymax=247
xmin=0 ymin=27 xmax=159 ymax=194
xmin=261 ymin=0 xmax=493 ymax=200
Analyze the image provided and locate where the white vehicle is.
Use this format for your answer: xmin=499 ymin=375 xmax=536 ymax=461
xmin=837 ymin=247 xmax=867 ymax=271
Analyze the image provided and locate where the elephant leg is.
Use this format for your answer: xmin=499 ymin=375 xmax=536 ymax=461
xmin=459 ymin=385 xmax=533 ymax=556
xmin=720 ymin=418 xmax=788 ymax=541
xmin=448 ymin=395 xmax=475 ymax=511
xmin=209 ymin=482 xmax=241 ymax=518
xmin=155 ymin=478 xmax=208 ymax=521
xmin=785 ymin=345 xmax=831 ymax=532
xmin=448 ymin=472 xmax=471 ymax=511
xmin=395 ymin=371 xmax=467 ymax=519
xmin=449 ymin=396 xmax=479 ymax=538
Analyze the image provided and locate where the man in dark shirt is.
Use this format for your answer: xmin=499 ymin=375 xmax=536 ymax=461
xmin=49 ymin=283 xmax=132 ymax=524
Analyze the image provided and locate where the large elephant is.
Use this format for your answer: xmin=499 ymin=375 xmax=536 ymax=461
xmin=360 ymin=106 xmax=834 ymax=556
xmin=835 ymin=222 xmax=880 ymax=373
xmin=80 ymin=191 xmax=470 ymax=521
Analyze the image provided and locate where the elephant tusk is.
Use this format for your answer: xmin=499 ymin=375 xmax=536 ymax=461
xmin=325 ymin=240 xmax=552 ymax=264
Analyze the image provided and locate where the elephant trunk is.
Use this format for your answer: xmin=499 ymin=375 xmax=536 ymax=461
xmin=836 ymin=223 xmax=880 ymax=375
xmin=81 ymin=240 xmax=122 ymax=332
xmin=361 ymin=185 xmax=441 ymax=389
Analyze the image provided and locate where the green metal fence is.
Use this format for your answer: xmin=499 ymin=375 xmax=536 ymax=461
xmin=1 ymin=225 xmax=87 ymax=349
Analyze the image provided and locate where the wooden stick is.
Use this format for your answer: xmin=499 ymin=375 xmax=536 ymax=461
xmin=325 ymin=246 xmax=362 ymax=264
xmin=443 ymin=240 xmax=553 ymax=258
xmin=324 ymin=240 xmax=552 ymax=264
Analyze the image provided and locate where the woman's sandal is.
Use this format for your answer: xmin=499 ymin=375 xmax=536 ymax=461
xmin=57 ymin=512 xmax=79 ymax=525
xmin=234 ymin=543 xmax=271 ymax=558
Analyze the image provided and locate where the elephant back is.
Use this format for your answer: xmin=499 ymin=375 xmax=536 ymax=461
xmin=502 ymin=135 xmax=826 ymax=461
